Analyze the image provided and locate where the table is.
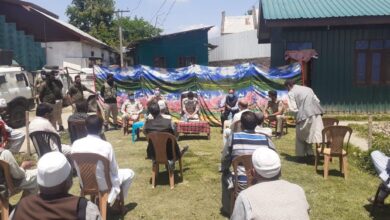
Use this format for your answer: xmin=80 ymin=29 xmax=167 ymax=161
xmin=176 ymin=121 xmax=210 ymax=140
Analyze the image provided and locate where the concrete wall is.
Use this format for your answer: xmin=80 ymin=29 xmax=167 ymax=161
xmin=209 ymin=30 xmax=270 ymax=62
xmin=44 ymin=41 xmax=111 ymax=69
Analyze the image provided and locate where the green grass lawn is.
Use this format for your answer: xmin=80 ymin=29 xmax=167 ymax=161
xmin=12 ymin=127 xmax=390 ymax=219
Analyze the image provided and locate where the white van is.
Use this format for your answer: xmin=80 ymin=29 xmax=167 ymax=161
xmin=0 ymin=65 xmax=34 ymax=128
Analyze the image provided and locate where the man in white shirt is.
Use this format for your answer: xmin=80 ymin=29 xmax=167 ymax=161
xmin=71 ymin=115 xmax=135 ymax=206
xmin=29 ymin=103 xmax=71 ymax=155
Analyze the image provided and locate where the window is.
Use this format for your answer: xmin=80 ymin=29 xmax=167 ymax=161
xmin=286 ymin=42 xmax=312 ymax=51
xmin=91 ymin=51 xmax=95 ymax=57
xmin=153 ymin=57 xmax=166 ymax=68
xmin=0 ymin=75 xmax=6 ymax=84
xmin=355 ymin=39 xmax=390 ymax=85
xmin=178 ymin=56 xmax=196 ymax=67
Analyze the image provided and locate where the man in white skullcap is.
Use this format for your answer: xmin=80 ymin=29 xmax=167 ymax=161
xmin=72 ymin=115 xmax=135 ymax=207
xmin=0 ymin=98 xmax=25 ymax=153
xmin=231 ymin=147 xmax=310 ymax=220
xmin=11 ymin=152 xmax=101 ymax=220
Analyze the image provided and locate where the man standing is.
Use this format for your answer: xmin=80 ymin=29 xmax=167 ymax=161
xmin=39 ymin=67 xmax=64 ymax=131
xmin=220 ymin=89 xmax=239 ymax=130
xmin=263 ymin=90 xmax=285 ymax=137
xmin=68 ymin=74 xmax=95 ymax=111
xmin=182 ymin=91 xmax=199 ymax=122
xmin=10 ymin=152 xmax=101 ymax=220
xmin=121 ymin=92 xmax=143 ymax=127
xmin=100 ymin=74 xmax=118 ymax=131
xmin=231 ymin=147 xmax=310 ymax=220
xmin=72 ymin=115 xmax=135 ymax=206
xmin=0 ymin=149 xmax=37 ymax=197
xmin=220 ymin=111 xmax=275 ymax=215
xmin=284 ymin=79 xmax=324 ymax=159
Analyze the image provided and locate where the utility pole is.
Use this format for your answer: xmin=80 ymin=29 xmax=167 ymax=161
xmin=115 ymin=10 xmax=130 ymax=67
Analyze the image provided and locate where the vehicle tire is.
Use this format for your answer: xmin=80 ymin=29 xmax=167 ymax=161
xmin=8 ymin=103 xmax=26 ymax=128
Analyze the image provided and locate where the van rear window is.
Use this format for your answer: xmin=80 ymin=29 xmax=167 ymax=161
xmin=0 ymin=75 xmax=6 ymax=84
xmin=15 ymin=73 xmax=25 ymax=82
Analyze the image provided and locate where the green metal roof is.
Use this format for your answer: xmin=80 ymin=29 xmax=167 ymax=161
xmin=261 ymin=0 xmax=390 ymax=20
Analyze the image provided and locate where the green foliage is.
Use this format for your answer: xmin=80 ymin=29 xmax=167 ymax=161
xmin=113 ymin=17 xmax=162 ymax=46
xmin=66 ymin=0 xmax=162 ymax=49
xmin=349 ymin=123 xmax=390 ymax=174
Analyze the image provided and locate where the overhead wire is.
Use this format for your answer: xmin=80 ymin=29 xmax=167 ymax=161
xmin=160 ymin=0 xmax=177 ymax=27
xmin=150 ymin=0 xmax=168 ymax=24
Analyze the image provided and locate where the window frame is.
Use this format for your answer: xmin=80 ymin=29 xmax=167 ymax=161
xmin=153 ymin=57 xmax=166 ymax=68
xmin=354 ymin=39 xmax=390 ymax=86
xmin=178 ymin=56 xmax=196 ymax=68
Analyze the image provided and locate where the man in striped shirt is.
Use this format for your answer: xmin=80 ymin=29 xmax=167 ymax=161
xmin=221 ymin=111 xmax=275 ymax=216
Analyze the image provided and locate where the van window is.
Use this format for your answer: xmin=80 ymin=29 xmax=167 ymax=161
xmin=15 ymin=73 xmax=28 ymax=87
xmin=0 ymin=75 xmax=6 ymax=85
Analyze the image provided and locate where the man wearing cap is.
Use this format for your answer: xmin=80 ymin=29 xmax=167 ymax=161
xmin=284 ymin=79 xmax=324 ymax=160
xmin=221 ymin=111 xmax=275 ymax=215
xmin=0 ymin=99 xmax=25 ymax=153
xmin=71 ymin=115 xmax=135 ymax=207
xmin=29 ymin=103 xmax=72 ymax=155
xmin=10 ymin=152 xmax=101 ymax=220
xmin=68 ymin=74 xmax=95 ymax=112
xmin=0 ymin=149 xmax=37 ymax=197
xmin=39 ymin=66 xmax=65 ymax=132
xmin=231 ymin=147 xmax=310 ymax=220
xmin=100 ymin=73 xmax=119 ymax=131
xmin=263 ymin=90 xmax=285 ymax=138
xmin=121 ymin=92 xmax=143 ymax=128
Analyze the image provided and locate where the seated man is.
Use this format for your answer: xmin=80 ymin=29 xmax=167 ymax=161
xmin=10 ymin=152 xmax=101 ymax=219
xmin=263 ymin=90 xmax=285 ymax=137
xmin=146 ymin=100 xmax=171 ymax=120
xmin=0 ymin=99 xmax=25 ymax=153
xmin=68 ymin=100 xmax=89 ymax=122
xmin=222 ymin=100 xmax=250 ymax=149
xmin=221 ymin=111 xmax=275 ymax=215
xmin=121 ymin=92 xmax=143 ymax=127
xmin=181 ymin=91 xmax=199 ymax=122
xmin=231 ymin=147 xmax=310 ymax=220
xmin=29 ymin=103 xmax=71 ymax=155
xmin=71 ymin=115 xmax=135 ymax=206
xmin=369 ymin=150 xmax=390 ymax=206
xmin=144 ymin=102 xmax=188 ymax=161
xmin=0 ymin=149 xmax=37 ymax=197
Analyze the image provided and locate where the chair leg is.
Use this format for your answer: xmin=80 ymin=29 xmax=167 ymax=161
xmin=168 ymin=168 xmax=174 ymax=189
xmin=343 ymin=156 xmax=348 ymax=179
xmin=152 ymin=164 xmax=157 ymax=188
xmin=315 ymin=150 xmax=319 ymax=171
xmin=119 ymin=191 xmax=125 ymax=215
xmin=1 ymin=199 xmax=9 ymax=220
xmin=99 ymin=193 xmax=108 ymax=220
xmin=179 ymin=158 xmax=183 ymax=179
xmin=230 ymin=190 xmax=235 ymax=215
xmin=371 ymin=183 xmax=384 ymax=216
xmin=339 ymin=156 xmax=344 ymax=173
xmin=324 ymin=155 xmax=330 ymax=179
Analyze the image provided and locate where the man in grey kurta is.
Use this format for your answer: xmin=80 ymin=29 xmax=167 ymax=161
xmin=284 ymin=80 xmax=324 ymax=157
xmin=231 ymin=147 xmax=310 ymax=220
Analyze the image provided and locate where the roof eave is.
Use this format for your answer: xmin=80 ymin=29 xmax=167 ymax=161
xmin=264 ymin=16 xmax=390 ymax=27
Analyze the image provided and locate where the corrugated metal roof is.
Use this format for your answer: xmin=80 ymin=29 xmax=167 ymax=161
xmin=262 ymin=0 xmax=390 ymax=20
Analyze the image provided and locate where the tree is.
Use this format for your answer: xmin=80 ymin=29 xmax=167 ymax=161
xmin=113 ymin=17 xmax=163 ymax=46
xmin=66 ymin=0 xmax=115 ymax=44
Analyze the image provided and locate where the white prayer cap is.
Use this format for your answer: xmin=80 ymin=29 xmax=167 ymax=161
xmin=37 ymin=152 xmax=71 ymax=188
xmin=252 ymin=147 xmax=281 ymax=179
xmin=0 ymin=99 xmax=7 ymax=108
xmin=158 ymin=100 xmax=166 ymax=110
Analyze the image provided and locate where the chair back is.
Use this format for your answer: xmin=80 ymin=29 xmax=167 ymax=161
xmin=29 ymin=131 xmax=61 ymax=158
xmin=70 ymin=153 xmax=112 ymax=195
xmin=0 ymin=160 xmax=19 ymax=196
xmin=322 ymin=126 xmax=352 ymax=155
xmin=232 ymin=155 xmax=255 ymax=190
xmin=146 ymin=132 xmax=178 ymax=164
xmin=68 ymin=120 xmax=88 ymax=143
xmin=322 ymin=118 xmax=339 ymax=127
xmin=231 ymin=120 xmax=242 ymax=133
